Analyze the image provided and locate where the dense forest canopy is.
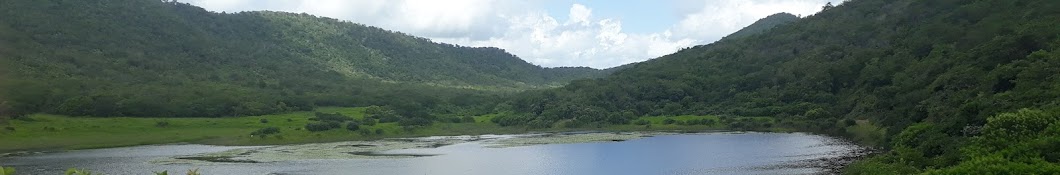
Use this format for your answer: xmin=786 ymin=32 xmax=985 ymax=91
xmin=720 ymin=12 xmax=800 ymax=41
xmin=500 ymin=0 xmax=1060 ymax=173
xmin=0 ymin=0 xmax=609 ymax=118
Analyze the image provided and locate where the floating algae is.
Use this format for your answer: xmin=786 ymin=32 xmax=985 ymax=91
xmin=483 ymin=132 xmax=668 ymax=148
xmin=153 ymin=135 xmax=482 ymax=164
xmin=153 ymin=132 xmax=683 ymax=164
xmin=344 ymin=151 xmax=438 ymax=157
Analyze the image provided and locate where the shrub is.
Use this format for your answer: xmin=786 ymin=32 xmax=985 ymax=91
xmin=305 ymin=121 xmax=341 ymax=132
xmin=558 ymin=120 xmax=584 ymax=128
xmin=375 ymin=128 xmax=385 ymax=135
xmin=490 ymin=114 xmax=535 ymax=126
xmin=461 ymin=116 xmax=476 ymax=123
xmin=633 ymin=119 xmax=650 ymax=125
xmin=259 ymin=118 xmax=269 ymax=123
xmin=65 ymin=168 xmax=98 ymax=175
xmin=527 ymin=119 xmax=552 ymax=128
xmin=445 ymin=117 xmax=463 ymax=123
xmin=663 ymin=118 xmax=677 ymax=125
xmin=361 ymin=118 xmax=377 ymax=126
xmin=251 ymin=127 xmax=280 ymax=137
xmin=379 ymin=115 xmax=401 ymax=123
xmin=153 ymin=168 xmax=200 ymax=175
xmin=345 ymin=122 xmax=360 ymax=131
xmin=681 ymin=119 xmax=713 ymax=125
xmin=398 ymin=117 xmax=431 ymax=127
xmin=843 ymin=119 xmax=857 ymax=126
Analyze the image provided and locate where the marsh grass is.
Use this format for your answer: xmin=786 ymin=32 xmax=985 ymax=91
xmin=0 ymin=108 xmax=786 ymax=153
xmin=0 ymin=107 xmax=536 ymax=153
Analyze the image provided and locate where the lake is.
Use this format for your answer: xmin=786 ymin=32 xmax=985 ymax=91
xmin=0 ymin=132 xmax=864 ymax=175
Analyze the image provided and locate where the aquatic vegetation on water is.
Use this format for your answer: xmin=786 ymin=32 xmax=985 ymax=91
xmin=484 ymin=132 xmax=664 ymax=148
xmin=64 ymin=168 xmax=98 ymax=175
xmin=154 ymin=168 xmax=201 ymax=175
xmin=152 ymin=132 xmax=674 ymax=164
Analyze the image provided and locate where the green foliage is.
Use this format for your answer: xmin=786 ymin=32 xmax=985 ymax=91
xmin=461 ymin=116 xmax=476 ymax=123
xmin=681 ymin=118 xmax=715 ymax=126
xmin=979 ymin=109 xmax=1056 ymax=145
xmin=0 ymin=166 xmax=14 ymax=175
xmin=251 ymin=127 xmax=280 ymax=137
xmin=662 ymin=118 xmax=677 ymax=125
xmin=497 ymin=0 xmax=1060 ymax=173
xmin=154 ymin=168 xmax=199 ymax=175
xmin=721 ymin=13 xmax=800 ymax=41
xmin=633 ymin=119 xmax=649 ymax=125
xmin=843 ymin=156 xmax=920 ymax=175
xmin=397 ymin=118 xmax=431 ymax=127
xmin=923 ymin=154 xmax=1060 ymax=175
xmin=0 ymin=0 xmax=600 ymax=119
xmin=305 ymin=122 xmax=341 ymax=132
xmin=64 ymin=168 xmax=97 ymax=175
xmin=345 ymin=122 xmax=360 ymax=131
xmin=855 ymin=108 xmax=1060 ymax=174
xmin=360 ymin=118 xmax=377 ymax=126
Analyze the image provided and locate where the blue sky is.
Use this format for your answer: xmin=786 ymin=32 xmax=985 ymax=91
xmin=543 ymin=0 xmax=678 ymax=34
xmin=184 ymin=0 xmax=838 ymax=68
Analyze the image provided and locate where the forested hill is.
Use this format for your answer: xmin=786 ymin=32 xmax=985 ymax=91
xmin=721 ymin=12 xmax=800 ymax=40
xmin=0 ymin=0 xmax=605 ymax=90
xmin=0 ymin=0 xmax=609 ymax=118
xmin=503 ymin=0 xmax=1060 ymax=173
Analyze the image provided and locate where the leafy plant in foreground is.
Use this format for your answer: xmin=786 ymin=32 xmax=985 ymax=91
xmin=154 ymin=168 xmax=201 ymax=175
xmin=64 ymin=168 xmax=97 ymax=175
xmin=1 ymin=166 xmax=14 ymax=175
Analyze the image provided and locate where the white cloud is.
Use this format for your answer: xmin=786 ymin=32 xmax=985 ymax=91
xmin=434 ymin=4 xmax=701 ymax=68
xmin=566 ymin=4 xmax=592 ymax=26
xmin=669 ymin=0 xmax=835 ymax=42
xmin=182 ymin=0 xmax=837 ymax=69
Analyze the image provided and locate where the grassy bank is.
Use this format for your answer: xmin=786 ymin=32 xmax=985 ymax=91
xmin=0 ymin=107 xmax=504 ymax=153
xmin=0 ymin=107 xmax=781 ymax=153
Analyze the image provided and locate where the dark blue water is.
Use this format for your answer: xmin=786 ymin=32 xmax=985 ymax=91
xmin=0 ymin=132 xmax=860 ymax=175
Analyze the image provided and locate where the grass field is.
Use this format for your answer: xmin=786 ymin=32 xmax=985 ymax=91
xmin=0 ymin=108 xmax=783 ymax=153
xmin=0 ymin=107 xmax=524 ymax=153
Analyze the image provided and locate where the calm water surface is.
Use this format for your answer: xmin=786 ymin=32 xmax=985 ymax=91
xmin=1 ymin=132 xmax=860 ymax=175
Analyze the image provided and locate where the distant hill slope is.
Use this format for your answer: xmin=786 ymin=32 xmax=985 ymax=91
xmin=503 ymin=0 xmax=1060 ymax=173
xmin=0 ymin=0 xmax=607 ymax=88
xmin=721 ymin=13 xmax=800 ymax=40
xmin=0 ymin=0 xmax=604 ymax=117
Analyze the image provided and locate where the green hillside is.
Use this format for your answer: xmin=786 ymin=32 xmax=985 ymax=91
xmin=0 ymin=0 xmax=604 ymax=118
xmin=721 ymin=12 xmax=800 ymax=40
xmin=501 ymin=0 xmax=1060 ymax=173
